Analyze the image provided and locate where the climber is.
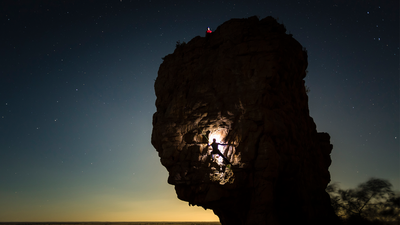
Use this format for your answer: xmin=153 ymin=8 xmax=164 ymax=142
xmin=206 ymin=27 xmax=212 ymax=37
xmin=209 ymin=138 xmax=231 ymax=165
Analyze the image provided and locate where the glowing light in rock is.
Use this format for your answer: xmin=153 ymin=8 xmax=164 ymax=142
xmin=209 ymin=166 xmax=234 ymax=185
xmin=207 ymin=129 xmax=235 ymax=185
xmin=209 ymin=132 xmax=223 ymax=144
xmin=215 ymin=155 xmax=224 ymax=164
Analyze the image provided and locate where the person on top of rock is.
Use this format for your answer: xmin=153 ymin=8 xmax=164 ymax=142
xmin=209 ymin=138 xmax=231 ymax=165
xmin=206 ymin=27 xmax=212 ymax=37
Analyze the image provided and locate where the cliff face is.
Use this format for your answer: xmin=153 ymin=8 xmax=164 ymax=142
xmin=151 ymin=16 xmax=337 ymax=225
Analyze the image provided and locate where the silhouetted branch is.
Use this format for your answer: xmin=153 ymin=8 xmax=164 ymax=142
xmin=327 ymin=178 xmax=399 ymax=224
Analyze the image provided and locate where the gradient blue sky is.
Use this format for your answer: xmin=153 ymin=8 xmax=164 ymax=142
xmin=1 ymin=0 xmax=398 ymax=222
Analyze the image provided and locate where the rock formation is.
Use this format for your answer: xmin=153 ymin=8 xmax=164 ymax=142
xmin=151 ymin=16 xmax=338 ymax=225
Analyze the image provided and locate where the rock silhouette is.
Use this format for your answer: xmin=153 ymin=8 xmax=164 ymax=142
xmin=152 ymin=16 xmax=338 ymax=225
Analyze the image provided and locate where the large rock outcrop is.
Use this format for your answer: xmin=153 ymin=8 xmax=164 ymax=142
xmin=151 ymin=16 xmax=338 ymax=225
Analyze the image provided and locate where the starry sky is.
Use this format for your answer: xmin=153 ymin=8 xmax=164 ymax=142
xmin=1 ymin=0 xmax=398 ymax=222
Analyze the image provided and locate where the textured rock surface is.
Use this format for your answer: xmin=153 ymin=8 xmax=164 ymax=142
xmin=152 ymin=16 xmax=338 ymax=225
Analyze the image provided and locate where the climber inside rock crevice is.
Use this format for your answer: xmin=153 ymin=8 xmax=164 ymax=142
xmin=209 ymin=138 xmax=230 ymax=165
xmin=199 ymin=129 xmax=237 ymax=185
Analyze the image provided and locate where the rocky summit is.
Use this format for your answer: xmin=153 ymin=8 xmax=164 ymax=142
xmin=151 ymin=16 xmax=338 ymax=225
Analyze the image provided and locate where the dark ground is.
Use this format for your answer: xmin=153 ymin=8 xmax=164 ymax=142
xmin=0 ymin=223 xmax=221 ymax=225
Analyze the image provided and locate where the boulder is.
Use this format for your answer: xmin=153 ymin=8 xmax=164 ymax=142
xmin=152 ymin=16 xmax=338 ymax=225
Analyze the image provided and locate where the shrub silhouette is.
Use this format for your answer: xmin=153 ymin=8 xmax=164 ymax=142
xmin=175 ymin=40 xmax=186 ymax=49
xmin=327 ymin=178 xmax=400 ymax=224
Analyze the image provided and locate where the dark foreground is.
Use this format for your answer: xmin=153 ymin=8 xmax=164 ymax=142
xmin=0 ymin=223 xmax=221 ymax=225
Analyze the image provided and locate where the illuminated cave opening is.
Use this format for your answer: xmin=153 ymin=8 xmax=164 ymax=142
xmin=206 ymin=129 xmax=235 ymax=185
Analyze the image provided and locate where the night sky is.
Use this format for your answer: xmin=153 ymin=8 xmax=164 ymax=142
xmin=1 ymin=0 xmax=398 ymax=222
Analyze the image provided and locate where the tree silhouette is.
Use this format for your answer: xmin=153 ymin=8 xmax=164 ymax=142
xmin=327 ymin=178 xmax=400 ymax=224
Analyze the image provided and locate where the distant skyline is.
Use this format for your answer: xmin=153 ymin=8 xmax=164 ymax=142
xmin=1 ymin=0 xmax=398 ymax=222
